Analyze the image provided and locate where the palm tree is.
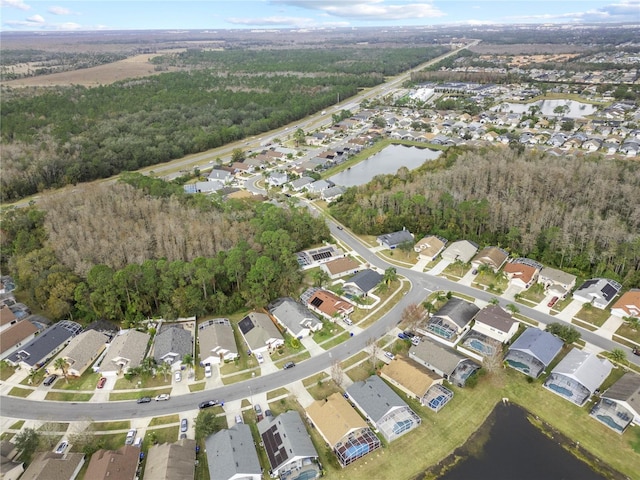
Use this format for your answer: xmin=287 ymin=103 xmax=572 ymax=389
xmin=157 ymin=361 xmax=171 ymax=382
xmin=54 ymin=357 xmax=69 ymax=383
xmin=383 ymin=267 xmax=397 ymax=286
xmin=623 ymin=316 xmax=640 ymax=331
xmin=610 ymin=348 xmax=627 ymax=364
xmin=489 ymin=297 xmax=500 ymax=305
xmin=182 ymin=354 xmax=194 ymax=378
xmin=506 ymin=304 xmax=520 ymax=314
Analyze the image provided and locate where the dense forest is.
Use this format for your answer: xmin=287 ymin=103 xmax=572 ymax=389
xmin=0 ymin=46 xmax=446 ymax=202
xmin=1 ymin=178 xmax=329 ymax=323
xmin=329 ymin=147 xmax=640 ymax=287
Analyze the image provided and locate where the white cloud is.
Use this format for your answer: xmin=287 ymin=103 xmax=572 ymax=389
xmin=26 ymin=13 xmax=44 ymax=23
xmin=506 ymin=0 xmax=640 ymax=23
xmin=273 ymin=0 xmax=445 ymax=21
xmin=1 ymin=0 xmax=30 ymax=11
xmin=58 ymin=22 xmax=82 ymax=30
xmin=48 ymin=5 xmax=72 ymax=15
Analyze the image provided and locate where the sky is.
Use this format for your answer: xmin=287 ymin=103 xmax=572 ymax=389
xmin=1 ymin=0 xmax=639 ymax=32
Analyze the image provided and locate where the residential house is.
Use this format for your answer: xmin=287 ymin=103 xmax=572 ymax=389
xmin=153 ymin=325 xmax=193 ymax=367
xmin=537 ymin=267 xmax=577 ymax=298
xmin=267 ymin=172 xmax=288 ymax=187
xmin=505 ymin=327 xmax=563 ymax=378
xmin=320 ymin=257 xmax=360 ymax=280
xmin=376 ymin=230 xmax=414 ymax=250
xmin=84 ymin=445 xmax=139 ymax=480
xmin=258 ymin=411 xmax=319 ymax=479
xmin=288 ymin=176 xmax=314 ymax=192
xmin=440 ymin=240 xmax=479 ymax=264
xmin=610 ymin=289 xmax=640 ymax=318
xmin=237 ymin=312 xmax=284 ymax=354
xmin=413 ymin=235 xmax=447 ymax=261
xmin=573 ymin=278 xmax=622 ymax=309
xmin=503 ymin=258 xmax=542 ymax=289
xmin=423 ymin=298 xmax=479 ymax=342
xmin=207 ymin=169 xmax=233 ymax=184
xmin=379 ymin=355 xmax=443 ymax=403
xmin=20 ymin=452 xmax=84 ymax=480
xmin=471 ymin=305 xmax=519 ymax=343
xmin=409 ymin=338 xmax=480 ymax=387
xmin=590 ymin=372 xmax=640 ymax=433
xmin=306 ymin=392 xmax=381 ymax=467
xmin=48 ymin=329 xmax=107 ymax=377
xmin=4 ymin=320 xmax=82 ymax=370
xmin=0 ymin=305 xmax=18 ymax=333
xmin=0 ymin=319 xmax=40 ymax=358
xmin=322 ymin=185 xmax=346 ymax=202
xmin=471 ymin=246 xmax=509 ymax=273
xmin=144 ymin=439 xmax=197 ymax=480
xmin=296 ymin=245 xmax=343 ymax=269
xmin=0 ymin=440 xmax=23 ymax=480
xmin=346 ymin=375 xmax=421 ymax=442
xmin=544 ymin=349 xmax=612 ymax=406
xmin=302 ymin=288 xmax=354 ymax=320
xmin=198 ymin=319 xmax=238 ymax=365
xmin=98 ymin=329 xmax=150 ymax=376
xmin=205 ymin=424 xmax=262 ymax=480
xmin=342 ymin=269 xmax=383 ymax=297
xmin=307 ymin=179 xmax=332 ymax=194
xmin=270 ymin=298 xmax=323 ymax=339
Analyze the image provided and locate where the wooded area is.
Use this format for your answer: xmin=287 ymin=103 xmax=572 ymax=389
xmin=329 ymin=147 xmax=640 ymax=287
xmin=0 ymin=46 xmax=445 ymax=202
xmin=1 ymin=180 xmax=329 ymax=323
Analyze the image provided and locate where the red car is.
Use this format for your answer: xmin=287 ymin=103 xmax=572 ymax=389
xmin=547 ymin=296 xmax=559 ymax=308
xmin=97 ymin=377 xmax=107 ymax=389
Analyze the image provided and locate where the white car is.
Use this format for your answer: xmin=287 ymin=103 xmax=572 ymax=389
xmin=155 ymin=393 xmax=170 ymax=401
xmin=55 ymin=441 xmax=68 ymax=454
xmin=204 ymin=364 xmax=212 ymax=378
xmin=384 ymin=351 xmax=395 ymax=361
xmin=255 ymin=352 xmax=264 ymax=364
xmin=174 ymin=371 xmax=182 ymax=383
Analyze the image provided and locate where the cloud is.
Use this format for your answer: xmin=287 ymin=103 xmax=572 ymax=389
xmin=1 ymin=0 xmax=30 ymax=10
xmin=506 ymin=0 xmax=640 ymax=23
xmin=226 ymin=15 xmax=317 ymax=27
xmin=26 ymin=13 xmax=44 ymax=24
xmin=48 ymin=5 xmax=72 ymax=15
xmin=273 ymin=0 xmax=446 ymax=21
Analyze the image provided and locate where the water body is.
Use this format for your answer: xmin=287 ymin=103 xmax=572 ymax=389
xmin=328 ymin=144 xmax=442 ymax=187
xmin=434 ymin=403 xmax=606 ymax=480
xmin=495 ymin=99 xmax=597 ymax=119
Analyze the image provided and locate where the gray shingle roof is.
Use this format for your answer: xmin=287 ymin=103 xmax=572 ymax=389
xmin=550 ymin=348 xmax=612 ymax=395
xmin=509 ymin=328 xmax=563 ymax=367
xmin=237 ymin=312 xmax=283 ymax=351
xmin=205 ymin=424 xmax=261 ymax=480
xmin=153 ymin=326 xmax=192 ymax=364
xmin=144 ymin=439 xmax=196 ymax=480
xmin=257 ymin=410 xmax=317 ymax=473
xmin=100 ymin=330 xmax=150 ymax=374
xmin=346 ymin=375 xmax=409 ymax=424
xmin=432 ymin=298 xmax=479 ymax=328
xmin=409 ymin=337 xmax=467 ymax=376
xmin=270 ymin=298 xmax=322 ymax=336
xmin=602 ymin=372 xmax=640 ymax=416
xmin=474 ymin=305 xmax=516 ymax=333
xmin=344 ymin=269 xmax=382 ymax=294
xmin=198 ymin=321 xmax=237 ymax=363
xmin=377 ymin=230 xmax=414 ymax=248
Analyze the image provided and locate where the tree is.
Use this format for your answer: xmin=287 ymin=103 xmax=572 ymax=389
xmin=14 ymin=427 xmax=39 ymax=464
xmin=367 ymin=337 xmax=380 ymax=369
xmin=231 ymin=148 xmax=246 ymax=163
xmin=330 ymin=360 xmax=344 ymax=388
xmin=623 ymin=316 xmax=640 ymax=331
xmin=293 ymin=128 xmax=306 ymax=146
xmin=505 ymin=304 xmax=519 ymax=314
xmin=401 ymin=303 xmax=426 ymax=331
xmin=545 ymin=322 xmax=581 ymax=344
xmin=195 ymin=410 xmax=222 ymax=441
xmin=383 ymin=267 xmax=397 ymax=286
xmin=489 ymin=297 xmax=500 ymax=305
xmin=54 ymin=357 xmax=69 ymax=383
xmin=157 ymin=361 xmax=171 ymax=382
xmin=310 ymin=269 xmax=330 ymax=288
xmin=182 ymin=353 xmax=194 ymax=377
xmin=609 ymin=348 xmax=627 ymax=364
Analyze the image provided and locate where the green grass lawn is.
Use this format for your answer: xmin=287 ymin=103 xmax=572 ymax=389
xmin=109 ymin=388 xmax=170 ymax=401
xmin=114 ymin=374 xmax=172 ymax=390
xmin=45 ymin=391 xmax=93 ymax=402
xmin=0 ymin=362 xmax=16 ymax=381
xmin=189 ymin=382 xmax=206 ymax=392
xmin=149 ymin=414 xmax=179 ymax=427
xmin=340 ymin=351 xmax=368 ymax=369
xmin=9 ymin=420 xmax=25 ymax=430
xmin=87 ymin=421 xmax=130 ymax=431
xmin=8 ymin=387 xmax=33 ymax=397
xmin=221 ymin=370 xmax=256 ymax=385
xmin=274 ymin=350 xmax=311 ymax=369
xmin=441 ymin=261 xmax=470 ymax=279
xmin=302 ymin=372 xmax=329 ymax=388
xmin=38 ymin=422 xmax=69 ymax=432
xmin=58 ymin=371 xmax=101 ymax=391
xmin=614 ymin=323 xmax=640 ymax=344
xmin=144 ymin=426 xmax=179 ymax=446
xmin=359 ymin=280 xmax=410 ymax=329
xmin=20 ymin=369 xmax=46 ymax=386
xmin=319 ymin=331 xmax=351 ymax=350
xmin=307 ymin=378 xmax=342 ymax=400
xmin=313 ymin=322 xmax=345 ymax=344
xmin=267 ymin=387 xmax=289 ymax=401
xmin=517 ymin=283 xmax=547 ymax=304
xmin=345 ymin=362 xmax=381 ymax=383
xmin=473 ymin=270 xmax=508 ymax=294
xmin=574 ymin=305 xmax=611 ymax=327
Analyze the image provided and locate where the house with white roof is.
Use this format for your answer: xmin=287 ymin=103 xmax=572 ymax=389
xmin=270 ymin=297 xmax=323 ymax=338
xmin=198 ymin=318 xmax=238 ymax=365
xmin=205 ymin=424 xmax=261 ymax=480
xmin=573 ymin=278 xmax=622 ymax=309
xmin=440 ymin=240 xmax=479 ymax=264
xmin=98 ymin=329 xmax=150 ymax=376
xmin=590 ymin=372 xmax=640 ymax=433
xmin=237 ymin=312 xmax=284 ymax=354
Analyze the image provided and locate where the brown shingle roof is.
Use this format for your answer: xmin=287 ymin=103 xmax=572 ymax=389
xmin=504 ymin=262 xmax=537 ymax=285
xmin=306 ymin=392 xmax=367 ymax=447
xmin=0 ymin=305 xmax=17 ymax=327
xmin=84 ymin=445 xmax=139 ymax=480
xmin=21 ymin=452 xmax=85 ymax=480
xmin=323 ymin=257 xmax=360 ymax=276
xmin=307 ymin=290 xmax=353 ymax=317
xmin=380 ymin=355 xmax=442 ymax=397
xmin=0 ymin=319 xmax=39 ymax=354
xmin=611 ymin=289 xmax=640 ymax=317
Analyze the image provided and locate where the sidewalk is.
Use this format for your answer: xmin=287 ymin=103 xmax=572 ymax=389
xmin=595 ymin=315 xmax=625 ymax=340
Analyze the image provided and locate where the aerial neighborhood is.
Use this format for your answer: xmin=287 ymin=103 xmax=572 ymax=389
xmin=1 ymin=22 xmax=640 ymax=480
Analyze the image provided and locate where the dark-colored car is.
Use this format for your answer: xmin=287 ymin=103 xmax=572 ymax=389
xmin=547 ymin=296 xmax=559 ymax=308
xmin=43 ymin=374 xmax=58 ymax=387
xmin=403 ymin=331 xmax=415 ymax=338
xmin=398 ymin=332 xmax=408 ymax=340
xmin=337 ymin=225 xmax=344 ymax=230
xmin=264 ymin=409 xmax=272 ymax=417
xmin=199 ymin=400 xmax=219 ymax=409
xmin=137 ymin=396 xmax=152 ymax=404
xmin=283 ymin=361 xmax=296 ymax=370
xmin=633 ymin=348 xmax=640 ymax=357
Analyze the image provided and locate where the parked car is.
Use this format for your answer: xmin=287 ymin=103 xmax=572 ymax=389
xmin=96 ymin=377 xmax=107 ymax=389
xmin=235 ymin=414 xmax=243 ymax=424
xmin=384 ymin=351 xmax=395 ymax=361
xmin=547 ymin=296 xmax=559 ymax=308
xmin=180 ymin=419 xmax=188 ymax=432
xmin=43 ymin=374 xmax=57 ymax=387
xmin=255 ymin=352 xmax=264 ymax=364
xmin=633 ymin=348 xmax=640 ymax=357
xmin=264 ymin=409 xmax=272 ymax=417
xmin=283 ymin=361 xmax=296 ymax=370
xmin=337 ymin=225 xmax=344 ymax=230
xmin=55 ymin=441 xmax=68 ymax=454
xmin=155 ymin=393 xmax=170 ymax=401
xmin=137 ymin=396 xmax=152 ymax=404
xmin=343 ymin=317 xmax=353 ymax=326
xmin=199 ymin=400 xmax=219 ymax=409
xmin=174 ymin=371 xmax=182 ymax=382
xmin=125 ymin=429 xmax=137 ymax=445
xmin=411 ymin=336 xmax=420 ymax=346
xmin=204 ymin=363 xmax=212 ymax=378
xmin=398 ymin=332 xmax=408 ymax=340
xmin=254 ymin=404 xmax=262 ymax=415
xmin=403 ymin=331 xmax=415 ymax=338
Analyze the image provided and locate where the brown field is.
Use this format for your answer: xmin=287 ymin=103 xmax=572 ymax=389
xmin=469 ymin=43 xmax=591 ymax=55
xmin=2 ymin=53 xmax=182 ymax=88
xmin=479 ymin=53 xmax=581 ymax=67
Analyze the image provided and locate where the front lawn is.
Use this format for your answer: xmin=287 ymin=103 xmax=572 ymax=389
xmin=0 ymin=361 xmax=16 ymax=381
xmin=473 ymin=270 xmax=508 ymax=294
xmin=57 ymin=371 xmax=102 ymax=391
xmin=87 ymin=421 xmax=130 ymax=431
xmin=517 ymin=283 xmax=547 ymax=304
xmin=45 ymin=391 xmax=92 ymax=402
xmin=614 ymin=323 xmax=640 ymax=344
xmin=307 ymin=378 xmax=341 ymax=400
xmin=149 ymin=414 xmax=179 ymax=427
xmin=312 ymin=322 xmax=344 ymax=344
xmin=574 ymin=305 xmax=611 ymax=327
xmin=114 ymin=374 xmax=172 ymax=390
xmin=441 ymin=261 xmax=470 ymax=279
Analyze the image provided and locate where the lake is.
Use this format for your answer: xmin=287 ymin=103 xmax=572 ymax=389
xmin=433 ymin=403 xmax=606 ymax=480
xmin=328 ymin=144 xmax=442 ymax=188
xmin=494 ymin=99 xmax=597 ymax=119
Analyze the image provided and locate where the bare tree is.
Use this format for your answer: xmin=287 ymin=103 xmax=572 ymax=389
xmin=401 ymin=303 xmax=426 ymax=331
xmin=331 ymin=360 xmax=344 ymax=388
xmin=367 ymin=337 xmax=380 ymax=369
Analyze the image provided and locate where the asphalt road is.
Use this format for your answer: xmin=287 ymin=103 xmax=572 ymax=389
xmin=1 ymin=218 xmax=636 ymax=422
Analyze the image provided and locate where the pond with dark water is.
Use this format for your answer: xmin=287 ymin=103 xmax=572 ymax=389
xmin=328 ymin=144 xmax=442 ymax=188
xmin=434 ymin=403 xmax=606 ymax=480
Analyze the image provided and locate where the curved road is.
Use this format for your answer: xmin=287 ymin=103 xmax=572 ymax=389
xmin=1 ymin=220 xmax=636 ymax=421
